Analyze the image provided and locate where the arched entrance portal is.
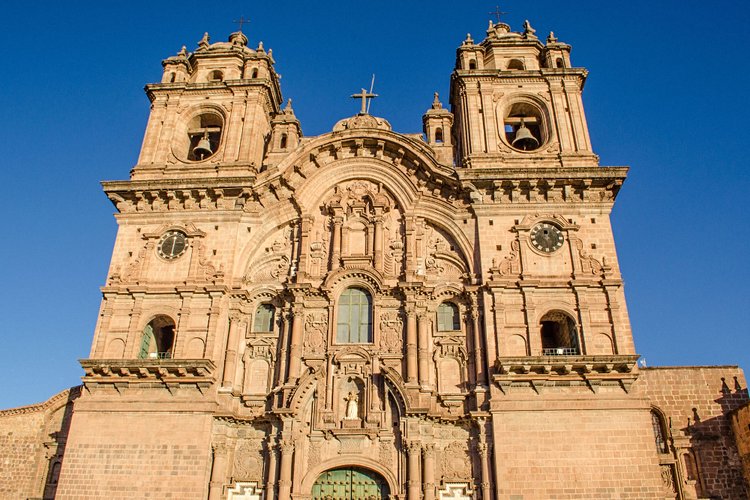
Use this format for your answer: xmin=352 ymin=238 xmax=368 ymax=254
xmin=311 ymin=467 xmax=390 ymax=500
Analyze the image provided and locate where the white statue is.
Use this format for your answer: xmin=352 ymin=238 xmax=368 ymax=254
xmin=344 ymin=391 xmax=359 ymax=419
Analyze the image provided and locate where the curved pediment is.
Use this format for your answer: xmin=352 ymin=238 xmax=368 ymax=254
xmin=268 ymin=127 xmax=465 ymax=213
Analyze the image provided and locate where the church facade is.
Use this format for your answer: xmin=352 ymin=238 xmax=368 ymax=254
xmin=1 ymin=18 xmax=749 ymax=500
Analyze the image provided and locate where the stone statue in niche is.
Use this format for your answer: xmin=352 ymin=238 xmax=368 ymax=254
xmin=344 ymin=392 xmax=359 ymax=419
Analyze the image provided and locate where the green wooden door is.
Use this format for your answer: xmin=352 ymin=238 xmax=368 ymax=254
xmin=138 ymin=324 xmax=154 ymax=359
xmin=311 ymin=467 xmax=389 ymax=500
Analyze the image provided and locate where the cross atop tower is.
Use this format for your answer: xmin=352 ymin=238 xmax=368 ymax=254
xmin=350 ymin=88 xmax=378 ymax=115
xmin=233 ymin=16 xmax=250 ymax=32
xmin=488 ymin=5 xmax=508 ymax=23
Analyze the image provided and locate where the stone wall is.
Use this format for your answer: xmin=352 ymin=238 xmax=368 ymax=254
xmin=54 ymin=407 xmax=213 ymax=499
xmin=730 ymin=402 xmax=750 ymax=491
xmin=638 ymin=366 xmax=749 ymax=498
xmin=0 ymin=387 xmax=79 ymax=499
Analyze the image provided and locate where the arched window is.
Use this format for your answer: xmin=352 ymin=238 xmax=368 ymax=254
xmin=435 ymin=127 xmax=444 ymax=143
xmin=251 ymin=68 xmax=259 ymax=79
xmin=337 ymin=288 xmax=372 ymax=343
xmin=437 ymin=302 xmax=460 ymax=331
xmin=539 ymin=311 xmax=579 ymax=355
xmin=139 ymin=316 xmax=176 ymax=359
xmin=651 ymin=410 xmax=669 ymax=453
xmin=555 ymin=57 xmax=564 ymax=68
xmin=280 ymin=133 xmax=288 ymax=149
xmin=253 ymin=304 xmax=275 ymax=332
xmin=208 ymin=70 xmax=224 ymax=82
xmin=468 ymin=59 xmax=477 ymax=70
xmin=507 ymin=59 xmax=525 ymax=70
xmin=169 ymin=72 xmax=176 ymax=83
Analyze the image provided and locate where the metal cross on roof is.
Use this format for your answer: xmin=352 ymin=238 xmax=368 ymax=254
xmin=233 ymin=16 xmax=250 ymax=32
xmin=489 ymin=5 xmax=508 ymax=23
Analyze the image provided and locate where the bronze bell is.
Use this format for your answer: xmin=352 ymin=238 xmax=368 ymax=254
xmin=512 ymin=121 xmax=539 ymax=150
xmin=192 ymin=132 xmax=213 ymax=159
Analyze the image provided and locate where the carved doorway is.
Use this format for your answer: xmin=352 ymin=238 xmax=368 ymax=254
xmin=311 ymin=467 xmax=390 ymax=500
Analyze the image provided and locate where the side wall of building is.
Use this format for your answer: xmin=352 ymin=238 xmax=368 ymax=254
xmin=730 ymin=402 xmax=750 ymax=491
xmin=638 ymin=366 xmax=749 ymax=499
xmin=0 ymin=387 xmax=79 ymax=500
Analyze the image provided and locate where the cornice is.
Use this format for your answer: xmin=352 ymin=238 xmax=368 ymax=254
xmin=0 ymin=386 xmax=81 ymax=417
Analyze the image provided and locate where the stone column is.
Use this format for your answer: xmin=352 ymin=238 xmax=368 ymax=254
xmin=423 ymin=443 xmax=436 ymax=500
xmin=221 ymin=314 xmax=242 ymax=389
xmin=207 ymin=442 xmax=229 ymax=500
xmin=373 ymin=215 xmax=384 ymax=272
xmin=471 ymin=307 xmax=486 ymax=385
xmin=277 ymin=440 xmax=295 ymax=500
xmin=478 ymin=442 xmax=491 ymax=500
xmin=286 ymin=305 xmax=304 ymax=382
xmin=406 ymin=307 xmax=418 ymax=384
xmin=417 ymin=313 xmax=430 ymax=388
xmin=264 ymin=438 xmax=278 ymax=500
xmin=331 ymin=216 xmax=343 ymax=269
xmin=407 ymin=441 xmax=422 ymax=500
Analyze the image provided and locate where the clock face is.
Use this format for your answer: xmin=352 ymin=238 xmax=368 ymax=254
xmin=530 ymin=223 xmax=564 ymax=253
xmin=158 ymin=231 xmax=188 ymax=260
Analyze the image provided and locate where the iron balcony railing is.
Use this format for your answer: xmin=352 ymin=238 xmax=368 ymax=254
xmin=542 ymin=347 xmax=579 ymax=356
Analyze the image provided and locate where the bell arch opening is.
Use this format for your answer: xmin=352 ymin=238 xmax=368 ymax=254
xmin=311 ymin=467 xmax=390 ymax=500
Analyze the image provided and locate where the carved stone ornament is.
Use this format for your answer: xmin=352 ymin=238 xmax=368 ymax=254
xmin=442 ymin=441 xmax=471 ymax=480
xmin=233 ymin=439 xmax=264 ymax=481
xmin=227 ymin=481 xmax=263 ymax=500
xmin=379 ymin=311 xmax=404 ymax=353
xmin=491 ymin=239 xmax=521 ymax=278
xmin=304 ymin=312 xmax=328 ymax=354
xmin=571 ymin=237 xmax=603 ymax=276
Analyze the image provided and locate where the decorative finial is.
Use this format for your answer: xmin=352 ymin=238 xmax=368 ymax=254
xmin=432 ymin=92 xmax=442 ymax=109
xmin=178 ymin=45 xmax=187 ymax=57
xmin=257 ymin=41 xmax=265 ymax=53
xmin=198 ymin=32 xmax=210 ymax=50
xmin=284 ymin=98 xmax=294 ymax=112
xmin=547 ymin=31 xmax=558 ymax=44
xmin=523 ymin=20 xmax=536 ymax=37
xmin=464 ymin=33 xmax=474 ymax=44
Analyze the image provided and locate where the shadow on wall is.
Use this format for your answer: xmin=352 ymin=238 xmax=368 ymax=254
xmin=42 ymin=386 xmax=81 ymax=500
xmin=680 ymin=378 xmax=749 ymax=499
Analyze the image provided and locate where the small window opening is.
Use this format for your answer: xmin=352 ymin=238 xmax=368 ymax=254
xmin=280 ymin=133 xmax=288 ymax=149
xmin=556 ymin=57 xmax=564 ymax=68
xmin=469 ymin=59 xmax=477 ymax=70
xmin=169 ymin=72 xmax=176 ymax=83
xmin=437 ymin=302 xmax=460 ymax=331
xmin=251 ymin=68 xmax=259 ymax=79
xmin=435 ymin=127 xmax=444 ymax=143
xmin=540 ymin=311 xmax=579 ymax=355
xmin=507 ymin=59 xmax=525 ymax=70
xmin=187 ymin=113 xmax=223 ymax=161
xmin=253 ymin=304 xmax=276 ymax=332
xmin=651 ymin=410 xmax=669 ymax=453
xmin=139 ymin=316 xmax=176 ymax=359
xmin=208 ymin=70 xmax=224 ymax=82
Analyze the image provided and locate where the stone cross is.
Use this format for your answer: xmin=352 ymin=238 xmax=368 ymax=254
xmin=350 ymin=88 xmax=378 ymax=115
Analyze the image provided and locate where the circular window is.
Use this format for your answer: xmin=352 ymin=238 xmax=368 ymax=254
xmin=502 ymin=102 xmax=545 ymax=152
xmin=530 ymin=222 xmax=563 ymax=253
xmin=157 ymin=231 xmax=188 ymax=260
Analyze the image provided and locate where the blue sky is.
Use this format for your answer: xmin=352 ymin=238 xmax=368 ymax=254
xmin=1 ymin=1 xmax=748 ymax=409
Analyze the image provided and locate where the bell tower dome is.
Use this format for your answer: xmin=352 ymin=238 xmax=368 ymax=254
xmin=135 ymin=30 xmax=283 ymax=179
xmin=450 ymin=20 xmax=598 ymax=168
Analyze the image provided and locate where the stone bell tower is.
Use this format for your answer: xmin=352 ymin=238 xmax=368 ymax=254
xmin=135 ymin=30 xmax=282 ymax=179
xmin=450 ymin=20 xmax=598 ymax=169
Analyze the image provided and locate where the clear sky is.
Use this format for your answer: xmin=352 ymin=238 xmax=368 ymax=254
xmin=1 ymin=1 xmax=748 ymax=409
